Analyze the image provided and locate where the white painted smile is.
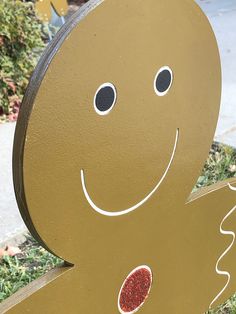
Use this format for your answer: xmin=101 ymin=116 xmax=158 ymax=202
xmin=81 ymin=129 xmax=179 ymax=217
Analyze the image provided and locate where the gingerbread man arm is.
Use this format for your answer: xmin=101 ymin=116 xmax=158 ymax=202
xmin=186 ymin=178 xmax=236 ymax=309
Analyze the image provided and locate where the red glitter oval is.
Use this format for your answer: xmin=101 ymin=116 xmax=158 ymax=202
xmin=118 ymin=266 xmax=152 ymax=313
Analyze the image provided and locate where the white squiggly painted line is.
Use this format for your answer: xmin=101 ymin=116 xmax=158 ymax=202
xmin=81 ymin=129 xmax=179 ymax=217
xmin=210 ymin=183 xmax=236 ymax=308
xmin=228 ymin=183 xmax=236 ymax=191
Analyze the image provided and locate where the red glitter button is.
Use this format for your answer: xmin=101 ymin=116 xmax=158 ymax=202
xmin=118 ymin=266 xmax=153 ymax=314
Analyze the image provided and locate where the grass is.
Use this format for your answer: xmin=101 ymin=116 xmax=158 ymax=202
xmin=0 ymin=142 xmax=236 ymax=311
xmin=207 ymin=295 xmax=236 ymax=314
xmin=0 ymin=236 xmax=63 ymax=302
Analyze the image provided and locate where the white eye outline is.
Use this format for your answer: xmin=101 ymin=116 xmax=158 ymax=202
xmin=94 ymin=82 xmax=117 ymax=115
xmin=154 ymin=66 xmax=173 ymax=96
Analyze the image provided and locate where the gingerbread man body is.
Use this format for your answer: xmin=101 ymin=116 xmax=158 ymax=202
xmin=1 ymin=1 xmax=236 ymax=313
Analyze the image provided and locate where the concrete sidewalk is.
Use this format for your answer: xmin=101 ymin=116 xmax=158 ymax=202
xmin=0 ymin=123 xmax=26 ymax=246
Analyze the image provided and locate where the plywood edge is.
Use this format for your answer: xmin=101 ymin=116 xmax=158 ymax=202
xmin=0 ymin=265 xmax=72 ymax=313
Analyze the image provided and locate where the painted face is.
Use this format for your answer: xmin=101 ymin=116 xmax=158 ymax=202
xmin=14 ymin=0 xmax=220 ymax=258
xmin=12 ymin=1 xmax=223 ymax=313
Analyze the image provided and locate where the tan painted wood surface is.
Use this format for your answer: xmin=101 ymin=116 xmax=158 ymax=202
xmin=35 ymin=0 xmax=68 ymax=21
xmin=1 ymin=0 xmax=236 ymax=313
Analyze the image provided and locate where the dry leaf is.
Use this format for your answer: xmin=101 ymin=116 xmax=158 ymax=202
xmin=5 ymin=246 xmax=22 ymax=257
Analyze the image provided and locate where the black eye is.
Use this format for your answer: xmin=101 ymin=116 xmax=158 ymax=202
xmin=94 ymin=83 xmax=117 ymax=115
xmin=154 ymin=66 xmax=173 ymax=96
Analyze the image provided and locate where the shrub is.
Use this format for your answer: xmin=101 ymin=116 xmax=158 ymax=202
xmin=0 ymin=0 xmax=46 ymax=122
xmin=194 ymin=143 xmax=236 ymax=191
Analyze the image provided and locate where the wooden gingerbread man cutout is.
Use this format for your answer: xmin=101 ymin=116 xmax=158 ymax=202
xmin=1 ymin=0 xmax=236 ymax=313
xmin=35 ymin=0 xmax=68 ymax=22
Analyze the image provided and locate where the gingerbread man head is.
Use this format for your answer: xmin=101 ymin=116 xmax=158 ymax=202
xmin=12 ymin=1 xmax=223 ymax=313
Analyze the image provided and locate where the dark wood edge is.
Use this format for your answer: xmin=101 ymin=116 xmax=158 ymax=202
xmin=0 ymin=265 xmax=73 ymax=313
xmin=12 ymin=0 xmax=104 ymax=260
xmin=187 ymin=177 xmax=236 ymax=204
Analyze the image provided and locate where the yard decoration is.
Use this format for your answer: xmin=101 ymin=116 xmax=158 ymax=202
xmin=35 ymin=0 xmax=68 ymax=22
xmin=1 ymin=0 xmax=236 ymax=313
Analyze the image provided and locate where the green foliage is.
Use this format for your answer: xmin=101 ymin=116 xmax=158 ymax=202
xmin=195 ymin=143 xmax=236 ymax=191
xmin=0 ymin=0 xmax=46 ymax=121
xmin=207 ymin=294 xmax=236 ymax=314
xmin=0 ymin=236 xmax=63 ymax=302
